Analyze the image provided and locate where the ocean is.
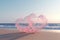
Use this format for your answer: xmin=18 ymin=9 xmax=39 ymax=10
xmin=0 ymin=23 xmax=60 ymax=30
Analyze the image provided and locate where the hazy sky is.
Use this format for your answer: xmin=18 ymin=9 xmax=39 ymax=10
xmin=0 ymin=0 xmax=60 ymax=23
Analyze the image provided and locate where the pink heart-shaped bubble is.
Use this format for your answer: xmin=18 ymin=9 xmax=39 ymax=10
xmin=15 ymin=14 xmax=47 ymax=33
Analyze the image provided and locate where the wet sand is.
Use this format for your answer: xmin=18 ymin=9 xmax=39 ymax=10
xmin=0 ymin=29 xmax=60 ymax=40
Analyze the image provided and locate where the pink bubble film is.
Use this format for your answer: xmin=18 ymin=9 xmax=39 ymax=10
xmin=15 ymin=14 xmax=47 ymax=33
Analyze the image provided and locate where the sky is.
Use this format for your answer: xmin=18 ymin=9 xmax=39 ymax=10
xmin=0 ymin=0 xmax=60 ymax=23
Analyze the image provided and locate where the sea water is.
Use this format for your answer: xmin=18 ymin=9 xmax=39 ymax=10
xmin=0 ymin=23 xmax=60 ymax=30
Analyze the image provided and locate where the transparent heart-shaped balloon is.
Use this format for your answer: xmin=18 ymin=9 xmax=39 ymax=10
xmin=15 ymin=14 xmax=47 ymax=33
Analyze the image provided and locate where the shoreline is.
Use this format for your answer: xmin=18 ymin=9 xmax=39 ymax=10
xmin=0 ymin=29 xmax=60 ymax=40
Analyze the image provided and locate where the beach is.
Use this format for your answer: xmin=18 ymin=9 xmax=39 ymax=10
xmin=0 ymin=29 xmax=60 ymax=40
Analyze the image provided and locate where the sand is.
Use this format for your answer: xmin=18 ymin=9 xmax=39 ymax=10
xmin=0 ymin=29 xmax=60 ymax=40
